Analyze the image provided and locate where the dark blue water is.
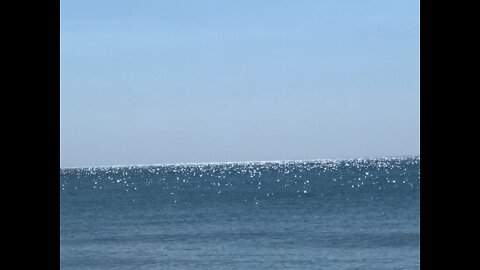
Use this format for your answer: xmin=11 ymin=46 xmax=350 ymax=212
xmin=60 ymin=156 xmax=420 ymax=269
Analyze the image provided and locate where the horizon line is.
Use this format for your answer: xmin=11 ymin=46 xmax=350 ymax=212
xmin=60 ymin=154 xmax=420 ymax=170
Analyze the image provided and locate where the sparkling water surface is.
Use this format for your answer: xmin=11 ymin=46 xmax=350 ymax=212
xmin=61 ymin=156 xmax=419 ymax=269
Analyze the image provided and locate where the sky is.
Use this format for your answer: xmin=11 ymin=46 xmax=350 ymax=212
xmin=60 ymin=0 xmax=419 ymax=168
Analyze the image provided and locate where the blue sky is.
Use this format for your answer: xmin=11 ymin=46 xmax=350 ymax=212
xmin=60 ymin=0 xmax=419 ymax=167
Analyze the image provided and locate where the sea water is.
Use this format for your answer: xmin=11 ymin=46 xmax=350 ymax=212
xmin=60 ymin=156 xmax=420 ymax=269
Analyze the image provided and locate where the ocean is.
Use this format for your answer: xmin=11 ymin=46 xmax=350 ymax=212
xmin=60 ymin=156 xmax=420 ymax=269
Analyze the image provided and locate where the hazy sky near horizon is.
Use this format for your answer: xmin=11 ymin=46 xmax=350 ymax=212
xmin=60 ymin=0 xmax=419 ymax=167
